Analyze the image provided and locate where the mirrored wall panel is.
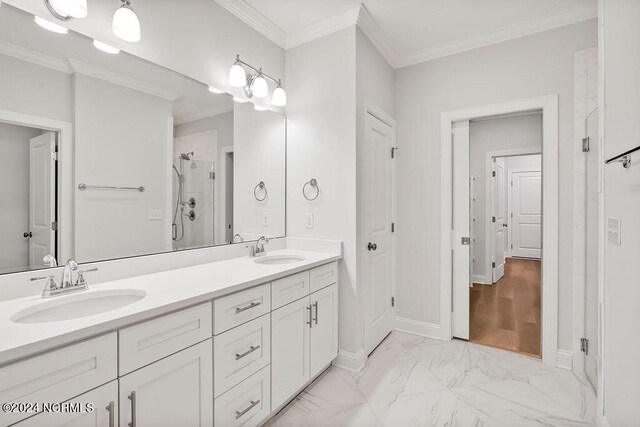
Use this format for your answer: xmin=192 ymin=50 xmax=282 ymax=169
xmin=0 ymin=4 xmax=286 ymax=274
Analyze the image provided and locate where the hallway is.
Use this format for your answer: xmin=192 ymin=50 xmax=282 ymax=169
xmin=470 ymin=258 xmax=541 ymax=357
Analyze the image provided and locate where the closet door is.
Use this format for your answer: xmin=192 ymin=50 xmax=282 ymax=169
xmin=309 ymin=283 xmax=338 ymax=378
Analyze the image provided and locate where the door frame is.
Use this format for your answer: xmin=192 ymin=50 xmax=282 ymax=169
xmin=440 ymin=95 xmax=559 ymax=366
xmin=485 ymin=148 xmax=541 ymax=284
xmin=219 ymin=146 xmax=234 ymax=244
xmin=507 ymin=167 xmax=543 ymax=260
xmin=0 ymin=108 xmax=73 ymax=264
xmin=362 ymin=98 xmax=397 ymax=355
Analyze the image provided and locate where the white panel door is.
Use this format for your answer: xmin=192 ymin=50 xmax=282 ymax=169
xmin=511 ymin=171 xmax=542 ymax=258
xmin=363 ymin=113 xmax=394 ymax=354
xmin=119 ymin=340 xmax=213 ymax=427
xmin=452 ymin=121 xmax=470 ymax=340
xmin=29 ymin=132 xmax=56 ymax=269
xmin=492 ymin=158 xmax=506 ymax=282
xmin=309 ymin=283 xmax=338 ymax=378
xmin=271 ymin=296 xmax=310 ymax=411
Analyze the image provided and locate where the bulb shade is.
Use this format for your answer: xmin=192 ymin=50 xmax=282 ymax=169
xmin=229 ymin=64 xmax=246 ymax=88
xmin=93 ymin=40 xmax=120 ymax=54
xmin=251 ymin=75 xmax=268 ymax=98
xmin=112 ymin=4 xmax=141 ymax=42
xmin=50 ymin=0 xmax=87 ymax=18
xmin=34 ymin=16 xmax=68 ymax=34
xmin=272 ymin=86 xmax=287 ymax=106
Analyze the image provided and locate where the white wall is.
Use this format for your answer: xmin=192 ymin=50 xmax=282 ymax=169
xmin=395 ymin=20 xmax=597 ymax=352
xmin=469 ymin=114 xmax=542 ymax=281
xmin=0 ymin=122 xmax=42 ymax=273
xmin=286 ymin=28 xmax=359 ymax=356
xmin=74 ymin=74 xmax=173 ymax=263
xmin=602 ymin=0 xmax=640 ymax=423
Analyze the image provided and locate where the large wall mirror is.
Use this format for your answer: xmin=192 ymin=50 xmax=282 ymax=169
xmin=0 ymin=4 xmax=286 ymax=275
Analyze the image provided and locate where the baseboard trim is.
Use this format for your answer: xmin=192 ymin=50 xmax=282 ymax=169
xmin=333 ymin=348 xmax=366 ymax=373
xmin=472 ymin=274 xmax=491 ymax=285
xmin=395 ymin=317 xmax=442 ymax=340
xmin=557 ymin=349 xmax=573 ymax=370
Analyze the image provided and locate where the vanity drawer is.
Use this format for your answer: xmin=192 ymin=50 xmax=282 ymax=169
xmin=214 ymin=314 xmax=270 ymax=397
xmin=310 ymin=262 xmax=338 ymax=293
xmin=0 ymin=333 xmax=117 ymax=426
xmin=119 ymin=302 xmax=212 ymax=375
xmin=213 ymin=284 xmax=270 ymax=335
xmin=271 ymin=271 xmax=310 ymax=309
xmin=214 ymin=365 xmax=270 ymax=427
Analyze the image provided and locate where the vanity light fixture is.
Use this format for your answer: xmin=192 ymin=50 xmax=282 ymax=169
xmin=228 ymin=55 xmax=286 ymax=106
xmin=112 ymin=0 xmax=141 ymax=42
xmin=45 ymin=0 xmax=87 ymax=19
xmin=208 ymin=86 xmax=225 ymax=94
xmin=93 ymin=39 xmax=120 ymax=54
xmin=35 ymin=16 xmax=69 ymax=33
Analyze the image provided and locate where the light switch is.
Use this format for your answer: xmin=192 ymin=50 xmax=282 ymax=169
xmin=262 ymin=212 xmax=269 ymax=226
xmin=305 ymin=212 xmax=314 ymax=229
xmin=607 ymin=217 xmax=621 ymax=245
xmin=148 ymin=210 xmax=163 ymax=221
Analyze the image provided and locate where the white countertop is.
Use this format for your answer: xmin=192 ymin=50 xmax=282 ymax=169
xmin=0 ymin=248 xmax=341 ymax=366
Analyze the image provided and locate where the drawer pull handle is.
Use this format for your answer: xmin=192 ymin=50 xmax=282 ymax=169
xmin=307 ymin=305 xmax=312 ymax=328
xmin=106 ymin=401 xmax=115 ymax=427
xmin=128 ymin=391 xmax=136 ymax=427
xmin=235 ymin=399 xmax=261 ymax=419
xmin=235 ymin=345 xmax=261 ymax=360
xmin=236 ymin=301 xmax=261 ymax=313
xmin=313 ymin=301 xmax=319 ymax=325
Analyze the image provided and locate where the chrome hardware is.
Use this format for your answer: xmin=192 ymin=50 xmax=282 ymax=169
xmin=235 ymin=345 xmax=261 ymax=360
xmin=461 ymin=237 xmax=471 ymax=245
xmin=307 ymin=305 xmax=313 ymax=328
xmin=30 ymin=275 xmax=58 ymax=297
xmin=231 ymin=233 xmax=244 ymax=244
xmin=235 ymin=399 xmax=260 ymax=419
xmin=254 ymin=181 xmax=267 ymax=201
xmin=605 ymin=144 xmax=640 ymax=168
xmin=128 ymin=391 xmax=136 ymax=427
xmin=303 ymin=178 xmax=319 ymax=201
xmin=33 ymin=259 xmax=94 ymax=298
xmin=249 ymin=236 xmax=269 ymax=257
xmin=76 ymin=268 xmax=98 ymax=287
xmin=236 ymin=301 xmax=261 ymax=313
xmin=78 ymin=183 xmax=145 ymax=192
xmin=367 ymin=242 xmax=377 ymax=251
xmin=23 ymin=231 xmax=32 ymax=238
xmin=185 ymin=209 xmax=196 ymax=221
xmin=106 ymin=401 xmax=115 ymax=427
xmin=186 ymin=197 xmax=196 ymax=208
xmin=312 ymin=301 xmax=318 ymax=325
xmin=61 ymin=259 xmax=79 ymax=289
xmin=43 ymin=253 xmax=58 ymax=267
xmin=582 ymin=137 xmax=590 ymax=152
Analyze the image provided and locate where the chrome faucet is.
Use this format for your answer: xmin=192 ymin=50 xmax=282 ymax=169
xmin=249 ymin=236 xmax=269 ymax=257
xmin=29 ymin=259 xmax=98 ymax=298
xmin=61 ymin=259 xmax=79 ymax=289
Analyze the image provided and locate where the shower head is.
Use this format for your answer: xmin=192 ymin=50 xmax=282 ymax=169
xmin=180 ymin=151 xmax=194 ymax=160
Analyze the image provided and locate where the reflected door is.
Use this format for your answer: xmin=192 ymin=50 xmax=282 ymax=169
xmin=28 ymin=132 xmax=56 ymax=269
xmin=511 ymin=171 xmax=542 ymax=259
xmin=492 ymin=158 xmax=506 ymax=282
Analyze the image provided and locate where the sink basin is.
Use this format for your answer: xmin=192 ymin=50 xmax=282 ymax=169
xmin=11 ymin=289 xmax=146 ymax=324
xmin=254 ymin=255 xmax=306 ymax=265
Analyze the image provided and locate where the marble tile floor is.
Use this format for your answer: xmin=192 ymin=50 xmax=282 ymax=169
xmin=266 ymin=332 xmax=596 ymax=427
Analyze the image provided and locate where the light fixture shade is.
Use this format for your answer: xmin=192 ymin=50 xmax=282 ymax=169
xmin=50 ymin=0 xmax=87 ymax=18
xmin=251 ymin=75 xmax=268 ymax=98
xmin=34 ymin=16 xmax=68 ymax=34
xmin=272 ymin=86 xmax=287 ymax=107
xmin=112 ymin=3 xmax=140 ymax=42
xmin=93 ymin=40 xmax=120 ymax=54
xmin=229 ymin=64 xmax=246 ymax=87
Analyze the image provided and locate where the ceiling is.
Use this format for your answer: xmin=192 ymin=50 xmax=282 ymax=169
xmin=216 ymin=0 xmax=597 ymax=68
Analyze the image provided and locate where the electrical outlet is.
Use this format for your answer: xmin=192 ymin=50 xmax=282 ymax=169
xmin=607 ymin=217 xmax=621 ymax=245
xmin=305 ymin=212 xmax=314 ymax=229
xmin=262 ymin=212 xmax=269 ymax=226
xmin=148 ymin=210 xmax=163 ymax=221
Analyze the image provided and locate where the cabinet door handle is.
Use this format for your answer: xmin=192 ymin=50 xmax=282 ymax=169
xmin=307 ymin=305 xmax=312 ymax=328
xmin=313 ymin=301 xmax=318 ymax=325
xmin=235 ymin=399 xmax=261 ymax=419
xmin=235 ymin=345 xmax=261 ymax=360
xmin=236 ymin=301 xmax=261 ymax=313
xmin=128 ymin=391 xmax=136 ymax=427
xmin=106 ymin=401 xmax=115 ymax=427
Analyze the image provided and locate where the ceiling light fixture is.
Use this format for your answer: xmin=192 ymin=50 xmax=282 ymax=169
xmin=35 ymin=16 xmax=69 ymax=33
xmin=93 ymin=39 xmax=120 ymax=54
xmin=45 ymin=0 xmax=87 ymax=19
xmin=228 ymin=54 xmax=286 ymax=106
xmin=112 ymin=0 xmax=140 ymax=42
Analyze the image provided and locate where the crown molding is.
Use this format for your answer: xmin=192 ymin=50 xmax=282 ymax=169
xmin=0 ymin=40 xmax=70 ymax=74
xmin=356 ymin=5 xmax=398 ymax=68
xmin=214 ymin=0 xmax=286 ymax=48
xmin=67 ymin=59 xmax=181 ymax=101
xmin=286 ymin=6 xmax=361 ymax=49
xmin=393 ymin=3 xmax=598 ymax=68
xmin=174 ymin=106 xmax=234 ymax=126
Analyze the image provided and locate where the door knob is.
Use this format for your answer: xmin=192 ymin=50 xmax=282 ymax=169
xmin=367 ymin=242 xmax=377 ymax=251
xmin=23 ymin=231 xmax=32 ymax=238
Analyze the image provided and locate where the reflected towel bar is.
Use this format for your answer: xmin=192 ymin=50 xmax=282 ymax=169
xmin=78 ymin=183 xmax=145 ymax=192
xmin=605 ymin=144 xmax=640 ymax=169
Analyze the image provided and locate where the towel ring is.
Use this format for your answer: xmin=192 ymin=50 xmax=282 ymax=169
xmin=303 ymin=178 xmax=319 ymax=201
xmin=254 ymin=181 xmax=267 ymax=201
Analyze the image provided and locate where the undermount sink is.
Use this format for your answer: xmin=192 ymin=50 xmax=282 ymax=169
xmin=11 ymin=289 xmax=146 ymax=324
xmin=254 ymin=254 xmax=306 ymax=265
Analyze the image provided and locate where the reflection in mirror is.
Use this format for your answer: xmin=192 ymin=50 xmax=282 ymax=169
xmin=0 ymin=4 xmax=286 ymax=275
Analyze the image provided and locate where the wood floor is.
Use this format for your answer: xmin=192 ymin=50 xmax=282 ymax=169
xmin=470 ymin=258 xmax=541 ymax=357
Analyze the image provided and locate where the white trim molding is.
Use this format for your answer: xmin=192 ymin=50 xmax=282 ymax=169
xmin=287 ymin=7 xmax=361 ymax=49
xmin=0 ymin=40 xmax=69 ymax=74
xmin=173 ymin=106 xmax=234 ymax=126
xmin=557 ymin=349 xmax=574 ymax=370
xmin=332 ymin=348 xmax=366 ymax=373
xmin=395 ymin=317 xmax=441 ymax=341
xmin=440 ymin=95 xmax=559 ymax=366
xmin=214 ymin=0 xmax=286 ymax=47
